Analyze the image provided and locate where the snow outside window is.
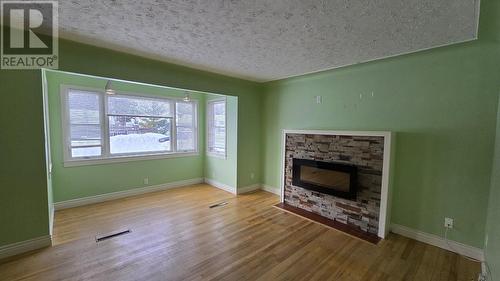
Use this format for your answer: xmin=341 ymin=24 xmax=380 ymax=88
xmin=107 ymin=95 xmax=173 ymax=155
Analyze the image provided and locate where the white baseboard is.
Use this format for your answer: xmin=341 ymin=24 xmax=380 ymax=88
xmin=261 ymin=184 xmax=280 ymax=196
xmin=237 ymin=184 xmax=261 ymax=194
xmin=391 ymin=224 xmax=484 ymax=261
xmin=481 ymin=262 xmax=487 ymax=280
xmin=0 ymin=235 xmax=52 ymax=260
xmin=54 ymin=178 xmax=204 ymax=210
xmin=204 ymin=178 xmax=236 ymax=194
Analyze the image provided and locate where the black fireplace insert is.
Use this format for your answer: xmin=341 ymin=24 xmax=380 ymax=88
xmin=292 ymin=158 xmax=357 ymax=200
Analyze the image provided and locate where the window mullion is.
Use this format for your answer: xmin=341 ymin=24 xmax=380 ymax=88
xmin=193 ymin=102 xmax=198 ymax=153
xmin=207 ymin=102 xmax=211 ymax=153
xmin=70 ymin=144 xmax=102 ymax=149
xmin=172 ymin=100 xmax=177 ymax=153
xmin=102 ymin=92 xmax=110 ymax=158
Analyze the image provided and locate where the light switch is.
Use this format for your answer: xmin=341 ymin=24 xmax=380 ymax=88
xmin=316 ymin=95 xmax=322 ymax=104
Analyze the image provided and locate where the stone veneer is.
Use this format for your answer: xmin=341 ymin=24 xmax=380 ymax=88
xmin=284 ymin=133 xmax=384 ymax=235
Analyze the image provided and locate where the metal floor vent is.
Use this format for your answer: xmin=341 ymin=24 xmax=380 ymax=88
xmin=209 ymin=201 xmax=228 ymax=208
xmin=95 ymin=229 xmax=131 ymax=242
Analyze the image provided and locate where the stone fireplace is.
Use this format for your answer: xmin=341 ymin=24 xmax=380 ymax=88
xmin=280 ymin=130 xmax=393 ymax=239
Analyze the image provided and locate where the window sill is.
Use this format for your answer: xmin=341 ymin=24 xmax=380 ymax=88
xmin=63 ymin=151 xmax=199 ymax=167
xmin=207 ymin=153 xmax=227 ymax=160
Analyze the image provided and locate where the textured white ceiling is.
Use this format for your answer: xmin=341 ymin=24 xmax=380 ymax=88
xmin=58 ymin=0 xmax=479 ymax=82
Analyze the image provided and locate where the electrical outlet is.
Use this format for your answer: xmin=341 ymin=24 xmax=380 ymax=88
xmin=250 ymin=173 xmax=255 ymax=180
xmin=143 ymin=177 xmax=149 ymax=185
xmin=444 ymin=217 xmax=454 ymax=229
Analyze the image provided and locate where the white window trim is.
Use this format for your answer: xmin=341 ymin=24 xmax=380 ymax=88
xmin=206 ymin=98 xmax=227 ymax=159
xmin=60 ymin=85 xmax=199 ymax=167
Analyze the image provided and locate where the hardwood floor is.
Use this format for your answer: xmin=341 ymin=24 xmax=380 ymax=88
xmin=0 ymin=184 xmax=480 ymax=280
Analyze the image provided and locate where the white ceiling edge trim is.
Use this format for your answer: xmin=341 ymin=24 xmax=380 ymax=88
xmin=58 ymin=31 xmax=264 ymax=83
xmin=271 ymin=37 xmax=478 ymax=83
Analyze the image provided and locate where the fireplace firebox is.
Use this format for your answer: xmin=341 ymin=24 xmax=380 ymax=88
xmin=292 ymin=158 xmax=357 ymax=200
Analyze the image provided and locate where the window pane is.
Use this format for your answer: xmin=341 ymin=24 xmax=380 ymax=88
xmin=70 ymin=124 xmax=101 ymax=146
xmin=208 ymin=100 xmax=226 ymax=156
xmin=213 ymin=102 xmax=225 ymax=127
xmin=176 ymin=102 xmax=195 ymax=151
xmin=213 ymin=126 xmax=226 ymax=152
xmin=68 ymin=90 xmax=102 ymax=158
xmin=176 ymin=102 xmax=193 ymax=126
xmin=68 ymin=90 xmax=100 ymax=124
xmin=177 ymin=127 xmax=194 ymax=151
xmin=109 ymin=116 xmax=171 ymax=154
xmin=71 ymin=146 xmax=101 ymax=158
xmin=108 ymin=95 xmax=171 ymax=117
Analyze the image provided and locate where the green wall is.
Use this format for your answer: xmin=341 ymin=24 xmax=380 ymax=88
xmin=0 ymin=38 xmax=262 ymax=246
xmin=0 ymin=70 xmax=50 ymax=245
xmin=260 ymin=1 xmax=500 ymax=248
xmin=204 ymin=94 xmax=239 ymax=189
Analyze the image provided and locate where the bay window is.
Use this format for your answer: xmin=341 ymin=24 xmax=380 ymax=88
xmin=61 ymin=86 xmax=197 ymax=166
